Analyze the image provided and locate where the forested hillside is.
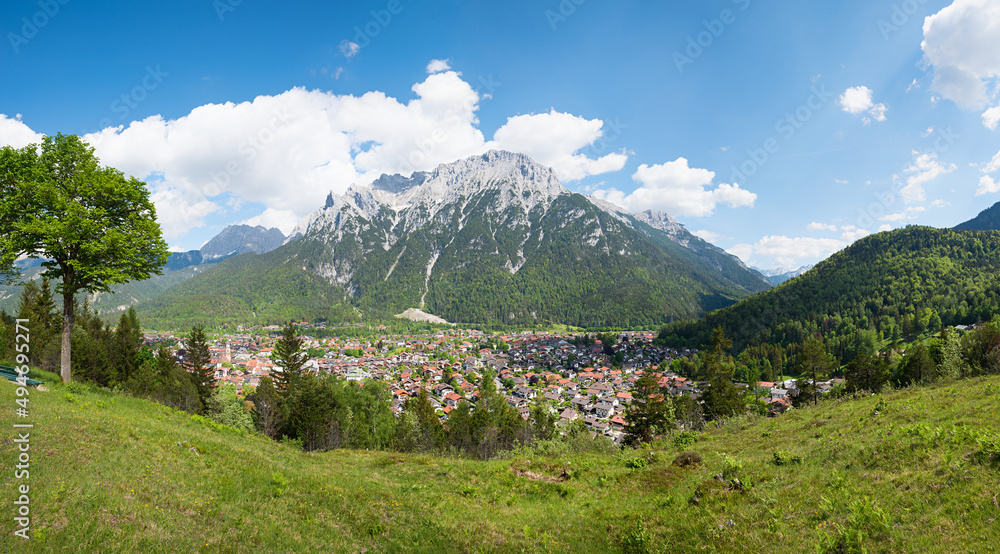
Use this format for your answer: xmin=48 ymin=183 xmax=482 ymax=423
xmin=136 ymin=250 xmax=361 ymax=330
xmin=659 ymin=226 xmax=1000 ymax=356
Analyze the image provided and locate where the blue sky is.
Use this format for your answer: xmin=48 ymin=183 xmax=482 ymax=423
xmin=2 ymin=0 xmax=998 ymax=270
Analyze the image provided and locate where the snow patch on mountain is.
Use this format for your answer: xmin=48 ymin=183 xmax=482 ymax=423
xmin=291 ymin=151 xmax=570 ymax=242
xmin=754 ymin=264 xmax=814 ymax=285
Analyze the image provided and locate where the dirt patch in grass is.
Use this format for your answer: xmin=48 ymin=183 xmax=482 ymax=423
xmin=510 ymin=467 xmax=570 ymax=483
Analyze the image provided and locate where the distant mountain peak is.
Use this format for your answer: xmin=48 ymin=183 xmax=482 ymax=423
xmin=752 ymin=265 xmax=814 ymax=285
xmin=200 ymin=224 xmax=286 ymax=260
xmin=292 ymin=150 xmax=570 ymax=240
xmin=632 ymin=209 xmax=684 ymax=235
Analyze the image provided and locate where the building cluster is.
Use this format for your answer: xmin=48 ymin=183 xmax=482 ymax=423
xmin=147 ymin=324 xmax=842 ymax=437
xmin=148 ymin=327 xmax=697 ymax=442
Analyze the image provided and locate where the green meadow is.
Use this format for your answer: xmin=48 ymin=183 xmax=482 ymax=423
xmin=2 ymin=370 xmax=999 ymax=552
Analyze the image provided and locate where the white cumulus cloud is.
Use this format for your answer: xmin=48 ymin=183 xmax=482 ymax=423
xmin=976 ymin=175 xmax=1000 ymax=195
xmin=240 ymin=208 xmax=301 ymax=235
xmin=734 ymin=225 xmax=872 ymax=268
xmin=0 ymin=115 xmax=43 ymax=148
xmin=591 ymin=158 xmax=756 ymax=217
xmin=901 ymin=151 xmax=956 ymax=203
xmin=692 ymin=229 xmax=723 ymax=243
xmin=489 ymin=109 xmax=628 ymax=182
xmin=982 ymin=106 xmax=1000 ymax=130
xmin=984 ymin=149 xmax=1000 ymax=173
xmin=726 ymin=244 xmax=754 ymax=263
xmin=807 ymin=222 xmax=838 ymax=232
xmin=839 ymin=86 xmax=888 ymax=123
xmin=921 ymin=0 xmax=1000 ymax=127
xmin=2 ymin=66 xmax=629 ymax=243
xmin=751 ymin=236 xmax=850 ymax=269
xmin=426 ymin=59 xmax=451 ymax=74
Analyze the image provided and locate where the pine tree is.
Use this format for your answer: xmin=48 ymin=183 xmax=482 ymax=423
xmin=530 ymin=400 xmax=557 ymax=442
xmin=112 ymin=307 xmax=142 ymax=385
xmin=844 ymin=352 xmax=889 ymax=393
xmin=272 ymin=321 xmax=307 ymax=398
xmin=250 ymin=376 xmax=284 ymax=440
xmin=409 ymin=387 xmax=443 ymax=451
xmin=184 ymin=325 xmax=213 ymax=412
xmin=699 ymin=326 xmax=742 ymax=420
xmin=32 ymin=277 xmax=61 ymax=369
xmin=624 ymin=373 xmax=673 ymax=445
xmin=795 ymin=338 xmax=834 ymax=406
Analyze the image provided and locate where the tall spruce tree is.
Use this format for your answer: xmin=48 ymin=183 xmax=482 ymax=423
xmin=272 ymin=321 xmax=307 ymax=398
xmin=796 ymin=338 xmax=834 ymax=406
xmin=112 ymin=307 xmax=143 ymax=384
xmin=409 ymin=387 xmax=444 ymax=451
xmin=624 ymin=373 xmax=673 ymax=445
xmin=699 ymin=326 xmax=742 ymax=420
xmin=251 ymin=375 xmax=285 ymax=440
xmin=184 ymin=325 xmax=213 ymax=411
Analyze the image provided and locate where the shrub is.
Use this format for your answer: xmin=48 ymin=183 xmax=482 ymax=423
xmin=977 ymin=433 xmax=1000 ymax=465
xmin=624 ymin=456 xmax=648 ymax=470
xmin=819 ymin=495 xmax=893 ymax=553
xmin=673 ymin=451 xmax=702 ymax=468
xmin=673 ymin=431 xmax=700 ymax=450
xmin=772 ymin=450 xmax=803 ymax=466
xmin=722 ymin=455 xmax=743 ymax=479
xmin=619 ymin=517 xmax=651 ymax=554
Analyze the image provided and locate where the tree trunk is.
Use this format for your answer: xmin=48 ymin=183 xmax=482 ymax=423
xmin=60 ymin=264 xmax=75 ymax=384
xmin=61 ymin=289 xmax=74 ymax=384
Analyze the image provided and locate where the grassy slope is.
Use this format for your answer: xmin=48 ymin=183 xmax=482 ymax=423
xmin=2 ymin=372 xmax=999 ymax=552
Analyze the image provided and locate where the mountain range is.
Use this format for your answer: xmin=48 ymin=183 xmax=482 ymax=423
xmin=10 ymin=153 xmax=1000 ymax=332
xmin=165 ymin=224 xmax=286 ymax=271
xmin=137 ymin=151 xmax=771 ymax=328
xmin=753 ymin=265 xmax=815 ymax=285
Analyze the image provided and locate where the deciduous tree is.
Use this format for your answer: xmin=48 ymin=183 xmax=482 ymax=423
xmin=0 ymin=134 xmax=169 ymax=383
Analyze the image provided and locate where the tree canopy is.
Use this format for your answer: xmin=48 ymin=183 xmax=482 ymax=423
xmin=0 ymin=134 xmax=169 ymax=382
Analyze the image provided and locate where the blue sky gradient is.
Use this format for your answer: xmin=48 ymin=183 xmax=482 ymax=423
xmin=2 ymin=0 xmax=998 ymax=269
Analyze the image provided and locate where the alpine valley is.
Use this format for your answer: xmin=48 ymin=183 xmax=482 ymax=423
xmin=135 ymin=151 xmax=772 ymax=329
